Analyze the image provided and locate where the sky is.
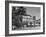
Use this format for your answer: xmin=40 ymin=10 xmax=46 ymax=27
xmin=26 ymin=7 xmax=40 ymax=20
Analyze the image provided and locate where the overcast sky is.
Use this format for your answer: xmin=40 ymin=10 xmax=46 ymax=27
xmin=26 ymin=7 xmax=40 ymax=20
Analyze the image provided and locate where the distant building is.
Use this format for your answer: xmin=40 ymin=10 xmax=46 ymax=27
xmin=33 ymin=16 xmax=36 ymax=26
xmin=33 ymin=16 xmax=36 ymax=20
xmin=35 ymin=19 xmax=41 ymax=26
xmin=22 ymin=15 xmax=33 ymax=27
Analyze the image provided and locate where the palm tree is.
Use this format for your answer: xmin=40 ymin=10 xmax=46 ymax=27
xmin=12 ymin=7 xmax=27 ymax=28
xmin=18 ymin=7 xmax=26 ymax=15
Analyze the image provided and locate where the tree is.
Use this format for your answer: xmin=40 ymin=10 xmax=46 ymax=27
xmin=12 ymin=7 xmax=27 ymax=28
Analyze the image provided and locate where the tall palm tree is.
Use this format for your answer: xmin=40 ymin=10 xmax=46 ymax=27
xmin=12 ymin=7 xmax=27 ymax=28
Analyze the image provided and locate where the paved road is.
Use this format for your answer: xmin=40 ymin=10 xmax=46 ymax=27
xmin=16 ymin=26 xmax=40 ymax=30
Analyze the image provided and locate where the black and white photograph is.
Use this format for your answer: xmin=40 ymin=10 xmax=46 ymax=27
xmin=5 ymin=1 xmax=45 ymax=36
xmin=12 ymin=6 xmax=41 ymax=30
